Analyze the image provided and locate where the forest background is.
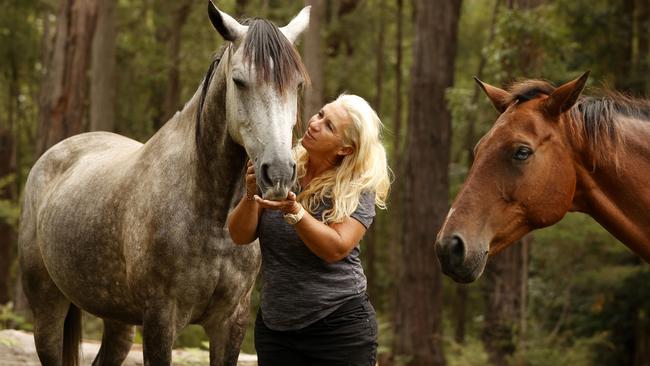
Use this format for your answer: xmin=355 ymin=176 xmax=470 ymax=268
xmin=0 ymin=0 xmax=649 ymax=365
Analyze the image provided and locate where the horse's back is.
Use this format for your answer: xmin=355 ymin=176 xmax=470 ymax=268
xmin=29 ymin=132 xmax=140 ymax=188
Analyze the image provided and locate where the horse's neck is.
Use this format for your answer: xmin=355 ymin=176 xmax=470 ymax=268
xmin=143 ymin=65 xmax=246 ymax=227
xmin=571 ymin=116 xmax=650 ymax=259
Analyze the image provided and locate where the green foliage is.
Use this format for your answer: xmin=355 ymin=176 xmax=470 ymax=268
xmin=513 ymin=329 xmax=610 ymax=366
xmin=0 ymin=302 xmax=32 ymax=331
xmin=445 ymin=336 xmax=489 ymax=366
xmin=0 ymin=174 xmax=19 ymax=226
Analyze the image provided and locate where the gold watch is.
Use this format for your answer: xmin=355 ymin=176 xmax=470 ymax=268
xmin=283 ymin=205 xmax=305 ymax=225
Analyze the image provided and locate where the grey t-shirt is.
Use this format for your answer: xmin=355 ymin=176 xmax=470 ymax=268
xmin=257 ymin=191 xmax=376 ymax=331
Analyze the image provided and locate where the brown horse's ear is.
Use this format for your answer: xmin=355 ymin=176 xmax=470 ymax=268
xmin=544 ymin=71 xmax=590 ymax=117
xmin=475 ymin=77 xmax=512 ymax=114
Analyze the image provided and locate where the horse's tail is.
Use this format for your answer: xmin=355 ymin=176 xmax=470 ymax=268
xmin=63 ymin=304 xmax=82 ymax=366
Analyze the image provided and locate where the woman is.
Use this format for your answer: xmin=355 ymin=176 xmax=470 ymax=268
xmin=227 ymin=94 xmax=391 ymax=365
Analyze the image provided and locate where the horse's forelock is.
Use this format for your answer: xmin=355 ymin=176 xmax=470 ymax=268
xmin=241 ymin=18 xmax=309 ymax=94
xmin=506 ymin=79 xmax=555 ymax=105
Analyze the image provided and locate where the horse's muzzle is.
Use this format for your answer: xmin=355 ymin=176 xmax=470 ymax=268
xmin=435 ymin=234 xmax=487 ymax=283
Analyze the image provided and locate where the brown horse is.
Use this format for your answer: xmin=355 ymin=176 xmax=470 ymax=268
xmin=436 ymin=72 xmax=650 ymax=283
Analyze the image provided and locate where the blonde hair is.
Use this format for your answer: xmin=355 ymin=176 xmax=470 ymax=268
xmin=294 ymin=94 xmax=392 ymax=223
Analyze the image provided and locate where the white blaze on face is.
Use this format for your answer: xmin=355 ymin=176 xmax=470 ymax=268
xmin=437 ymin=208 xmax=456 ymax=242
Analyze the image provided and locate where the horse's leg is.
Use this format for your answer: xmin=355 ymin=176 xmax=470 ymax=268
xmin=91 ymin=319 xmax=135 ymax=366
xmin=20 ymin=215 xmax=78 ymax=366
xmin=205 ymin=294 xmax=252 ymax=366
xmin=142 ymin=302 xmax=179 ymax=366
xmin=22 ymin=266 xmax=77 ymax=366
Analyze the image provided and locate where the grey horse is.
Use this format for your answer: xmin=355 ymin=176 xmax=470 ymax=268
xmin=17 ymin=2 xmax=310 ymax=365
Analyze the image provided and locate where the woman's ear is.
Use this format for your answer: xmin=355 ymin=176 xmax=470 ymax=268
xmin=337 ymin=146 xmax=354 ymax=156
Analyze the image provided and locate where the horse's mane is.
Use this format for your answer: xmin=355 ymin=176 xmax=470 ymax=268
xmin=505 ymin=79 xmax=650 ymax=166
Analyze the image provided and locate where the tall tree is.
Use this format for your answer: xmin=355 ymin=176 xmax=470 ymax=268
xmin=90 ymin=0 xmax=116 ymax=132
xmin=234 ymin=0 xmax=250 ymax=17
xmin=364 ymin=0 xmax=387 ymax=300
xmin=382 ymin=2 xmax=404 ymax=363
xmin=0 ymin=126 xmax=14 ymax=304
xmin=152 ymin=0 xmax=193 ymax=130
xmin=36 ymin=0 xmax=98 ymax=157
xmin=161 ymin=0 xmax=192 ymax=126
xmin=302 ymin=0 xmax=325 ymax=127
xmin=635 ymin=0 xmax=649 ymax=94
xmin=482 ymin=235 xmax=531 ymax=365
xmin=455 ymin=0 xmax=503 ymax=345
xmin=393 ymin=0 xmax=461 ymax=364
xmin=481 ymin=2 xmax=543 ymax=363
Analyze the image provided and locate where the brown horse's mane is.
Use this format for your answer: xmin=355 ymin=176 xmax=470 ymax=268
xmin=505 ymin=79 xmax=650 ymax=166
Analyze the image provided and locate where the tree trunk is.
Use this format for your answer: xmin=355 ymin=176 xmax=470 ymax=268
xmin=453 ymin=284 xmax=468 ymax=344
xmin=302 ymin=0 xmax=325 ymax=128
xmin=381 ymin=2 xmax=404 ymax=364
xmin=617 ymin=0 xmax=636 ymax=91
xmin=0 ymin=126 xmax=14 ymax=305
xmin=234 ymin=0 xmax=250 ymax=17
xmin=635 ymin=0 xmax=649 ymax=94
xmin=36 ymin=0 xmax=98 ymax=158
xmin=151 ymin=0 xmax=193 ymax=130
xmin=480 ymin=1 xmax=541 ymax=362
xmin=454 ymin=0 xmax=503 ymax=345
xmin=364 ymin=0 xmax=387 ymax=301
xmin=161 ymin=1 xmax=192 ymax=126
xmin=90 ymin=0 xmax=116 ymax=132
xmin=393 ymin=0 xmax=461 ymax=365
xmin=482 ymin=241 xmax=525 ymax=366
xmin=393 ymin=0 xmax=404 ymax=159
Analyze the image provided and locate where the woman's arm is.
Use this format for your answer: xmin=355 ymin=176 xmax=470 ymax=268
xmin=295 ymin=212 xmax=366 ymax=263
xmin=254 ymin=193 xmax=367 ymax=263
xmin=227 ymin=162 xmax=262 ymax=245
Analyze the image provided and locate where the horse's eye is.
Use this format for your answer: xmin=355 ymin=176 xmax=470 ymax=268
xmin=513 ymin=146 xmax=533 ymax=161
xmin=233 ymin=78 xmax=246 ymax=88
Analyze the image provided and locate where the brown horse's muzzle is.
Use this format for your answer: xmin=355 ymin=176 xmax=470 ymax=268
xmin=435 ymin=233 xmax=488 ymax=283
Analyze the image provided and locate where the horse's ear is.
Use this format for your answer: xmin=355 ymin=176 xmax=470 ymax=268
xmin=475 ymin=77 xmax=511 ymax=114
xmin=280 ymin=6 xmax=311 ymax=43
xmin=544 ymin=71 xmax=590 ymax=117
xmin=208 ymin=1 xmax=247 ymax=41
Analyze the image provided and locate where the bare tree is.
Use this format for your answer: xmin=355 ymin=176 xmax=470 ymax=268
xmin=455 ymin=0 xmax=503 ymax=345
xmin=150 ymin=0 xmax=193 ymax=130
xmin=162 ymin=1 xmax=192 ymax=125
xmin=393 ymin=0 xmax=462 ymax=365
xmin=36 ymin=0 xmax=98 ymax=157
xmin=0 ymin=126 xmax=14 ymax=304
xmin=364 ymin=0 xmax=387 ymax=300
xmin=90 ymin=0 xmax=117 ymax=132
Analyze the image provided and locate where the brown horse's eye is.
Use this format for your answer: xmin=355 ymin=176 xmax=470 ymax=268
xmin=513 ymin=146 xmax=533 ymax=161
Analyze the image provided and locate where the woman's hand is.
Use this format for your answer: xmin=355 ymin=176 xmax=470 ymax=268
xmin=254 ymin=191 xmax=302 ymax=214
xmin=245 ymin=160 xmax=257 ymax=200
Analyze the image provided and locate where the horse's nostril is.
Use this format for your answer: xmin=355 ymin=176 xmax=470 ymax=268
xmin=450 ymin=234 xmax=466 ymax=260
xmin=260 ymin=163 xmax=272 ymax=186
xmin=290 ymin=162 xmax=297 ymax=182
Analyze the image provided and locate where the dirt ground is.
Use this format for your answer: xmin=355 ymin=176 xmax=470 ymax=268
xmin=0 ymin=329 xmax=257 ymax=366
